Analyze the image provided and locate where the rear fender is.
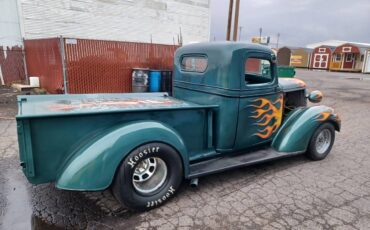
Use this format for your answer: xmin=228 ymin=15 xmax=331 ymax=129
xmin=272 ymin=105 xmax=340 ymax=153
xmin=56 ymin=121 xmax=188 ymax=191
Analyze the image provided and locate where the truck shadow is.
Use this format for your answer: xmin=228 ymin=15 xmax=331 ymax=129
xmin=30 ymin=154 xmax=310 ymax=229
xmin=179 ymin=154 xmax=310 ymax=198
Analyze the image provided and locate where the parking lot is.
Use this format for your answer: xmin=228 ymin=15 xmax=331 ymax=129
xmin=1 ymin=69 xmax=370 ymax=229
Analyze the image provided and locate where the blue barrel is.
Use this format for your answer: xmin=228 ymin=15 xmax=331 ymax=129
xmin=149 ymin=70 xmax=161 ymax=92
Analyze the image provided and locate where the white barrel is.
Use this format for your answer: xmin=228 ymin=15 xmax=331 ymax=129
xmin=29 ymin=77 xmax=40 ymax=87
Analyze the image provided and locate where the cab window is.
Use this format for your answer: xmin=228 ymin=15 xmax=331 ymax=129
xmin=180 ymin=56 xmax=207 ymax=72
xmin=244 ymin=58 xmax=273 ymax=85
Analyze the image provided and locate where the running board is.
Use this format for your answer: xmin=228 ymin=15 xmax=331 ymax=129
xmin=188 ymin=148 xmax=303 ymax=178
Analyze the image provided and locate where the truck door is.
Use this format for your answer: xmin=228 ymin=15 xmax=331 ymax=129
xmin=234 ymin=52 xmax=283 ymax=151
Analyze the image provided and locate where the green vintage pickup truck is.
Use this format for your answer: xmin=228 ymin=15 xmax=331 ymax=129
xmin=16 ymin=42 xmax=340 ymax=211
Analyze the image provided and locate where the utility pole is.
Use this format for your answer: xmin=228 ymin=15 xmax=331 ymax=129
xmin=276 ymin=33 xmax=280 ymax=49
xmin=226 ymin=0 xmax=234 ymax=41
xmin=259 ymin=27 xmax=262 ymax=43
xmin=232 ymin=0 xmax=240 ymax=41
xmin=238 ymin=26 xmax=243 ymax=41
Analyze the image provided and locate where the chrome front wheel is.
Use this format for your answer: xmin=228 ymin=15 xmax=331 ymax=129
xmin=315 ymin=129 xmax=332 ymax=154
xmin=306 ymin=123 xmax=335 ymax=161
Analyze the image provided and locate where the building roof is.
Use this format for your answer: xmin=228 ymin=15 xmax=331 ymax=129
xmin=281 ymin=46 xmax=313 ymax=53
xmin=306 ymin=40 xmax=370 ymax=49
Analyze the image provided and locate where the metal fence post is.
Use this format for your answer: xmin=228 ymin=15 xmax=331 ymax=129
xmin=59 ymin=36 xmax=68 ymax=94
xmin=22 ymin=38 xmax=29 ymax=85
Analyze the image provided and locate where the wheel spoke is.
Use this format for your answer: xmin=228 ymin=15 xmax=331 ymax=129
xmin=315 ymin=129 xmax=331 ymax=154
xmin=132 ymin=157 xmax=168 ymax=194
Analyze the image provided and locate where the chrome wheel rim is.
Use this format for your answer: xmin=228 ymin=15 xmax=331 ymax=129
xmin=315 ymin=129 xmax=331 ymax=154
xmin=132 ymin=157 xmax=167 ymax=194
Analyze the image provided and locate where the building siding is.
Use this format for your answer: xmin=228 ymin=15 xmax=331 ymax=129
xmin=0 ymin=0 xmax=23 ymax=47
xmin=19 ymin=0 xmax=210 ymax=45
xmin=0 ymin=0 xmax=25 ymax=85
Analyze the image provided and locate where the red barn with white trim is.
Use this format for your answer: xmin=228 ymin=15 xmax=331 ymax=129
xmin=330 ymin=43 xmax=370 ymax=72
xmin=309 ymin=46 xmax=333 ymax=70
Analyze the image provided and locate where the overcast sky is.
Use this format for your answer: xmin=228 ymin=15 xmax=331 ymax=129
xmin=210 ymin=0 xmax=370 ymax=47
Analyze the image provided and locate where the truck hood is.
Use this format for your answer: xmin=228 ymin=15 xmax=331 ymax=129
xmin=278 ymin=78 xmax=306 ymax=92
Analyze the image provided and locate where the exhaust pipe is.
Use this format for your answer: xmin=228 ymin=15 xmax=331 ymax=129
xmin=190 ymin=178 xmax=199 ymax=188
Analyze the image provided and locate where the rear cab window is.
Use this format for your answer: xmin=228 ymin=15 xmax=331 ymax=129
xmin=244 ymin=58 xmax=273 ymax=85
xmin=180 ymin=56 xmax=208 ymax=72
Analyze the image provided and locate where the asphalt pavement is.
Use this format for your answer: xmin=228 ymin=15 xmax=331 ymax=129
xmin=1 ymin=69 xmax=370 ymax=229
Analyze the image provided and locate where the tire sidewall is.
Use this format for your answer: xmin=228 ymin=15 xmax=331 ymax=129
xmin=114 ymin=142 xmax=183 ymax=211
xmin=307 ymin=123 xmax=335 ymax=160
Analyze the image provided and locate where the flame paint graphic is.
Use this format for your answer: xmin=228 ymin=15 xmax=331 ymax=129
xmin=250 ymin=95 xmax=283 ymax=139
xmin=316 ymin=111 xmax=332 ymax=121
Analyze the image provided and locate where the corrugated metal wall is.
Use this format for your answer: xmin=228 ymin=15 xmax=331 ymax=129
xmin=24 ymin=38 xmax=64 ymax=93
xmin=64 ymin=38 xmax=178 ymax=94
xmin=0 ymin=46 xmax=26 ymax=85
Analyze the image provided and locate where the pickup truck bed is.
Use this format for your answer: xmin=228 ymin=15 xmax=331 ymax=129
xmin=16 ymin=93 xmax=216 ymax=185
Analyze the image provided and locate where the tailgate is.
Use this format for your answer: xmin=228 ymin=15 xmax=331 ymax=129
xmin=16 ymin=119 xmax=35 ymax=178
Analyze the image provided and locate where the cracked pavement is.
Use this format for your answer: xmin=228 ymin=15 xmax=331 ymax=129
xmin=1 ymin=70 xmax=370 ymax=229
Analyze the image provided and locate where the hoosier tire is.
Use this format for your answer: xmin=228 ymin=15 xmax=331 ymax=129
xmin=306 ymin=123 xmax=335 ymax=161
xmin=112 ymin=142 xmax=183 ymax=211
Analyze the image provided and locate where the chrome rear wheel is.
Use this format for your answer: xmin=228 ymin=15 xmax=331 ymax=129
xmin=132 ymin=157 xmax=168 ymax=194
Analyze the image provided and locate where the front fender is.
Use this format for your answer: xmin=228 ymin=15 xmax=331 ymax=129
xmin=272 ymin=105 xmax=340 ymax=153
xmin=56 ymin=121 xmax=188 ymax=191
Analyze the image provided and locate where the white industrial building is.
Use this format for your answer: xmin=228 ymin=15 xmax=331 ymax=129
xmin=0 ymin=0 xmax=211 ymax=47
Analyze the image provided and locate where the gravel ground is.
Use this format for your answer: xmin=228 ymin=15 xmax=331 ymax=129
xmin=0 ymin=86 xmax=20 ymax=119
xmin=1 ymin=69 xmax=370 ymax=229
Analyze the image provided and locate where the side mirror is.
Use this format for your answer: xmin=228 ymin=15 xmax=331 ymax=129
xmin=307 ymin=90 xmax=323 ymax=103
xmin=271 ymin=54 xmax=277 ymax=63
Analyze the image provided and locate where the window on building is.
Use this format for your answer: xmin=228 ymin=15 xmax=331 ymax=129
xmin=245 ymin=58 xmax=273 ymax=85
xmin=180 ymin=56 xmax=208 ymax=72
xmin=361 ymin=55 xmax=364 ymax=62
xmin=346 ymin=53 xmax=354 ymax=62
xmin=334 ymin=54 xmax=341 ymax=62
xmin=318 ymin=48 xmax=326 ymax=53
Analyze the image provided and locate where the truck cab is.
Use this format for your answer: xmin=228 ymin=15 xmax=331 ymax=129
xmin=174 ymin=42 xmax=303 ymax=154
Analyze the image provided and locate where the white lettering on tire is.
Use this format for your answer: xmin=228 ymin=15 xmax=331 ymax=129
xmin=146 ymin=186 xmax=175 ymax=208
xmin=127 ymin=158 xmax=136 ymax=168
xmin=127 ymin=146 xmax=160 ymax=168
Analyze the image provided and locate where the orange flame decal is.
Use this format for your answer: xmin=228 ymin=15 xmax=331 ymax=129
xmin=251 ymin=95 xmax=283 ymax=139
xmin=316 ymin=111 xmax=331 ymax=121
